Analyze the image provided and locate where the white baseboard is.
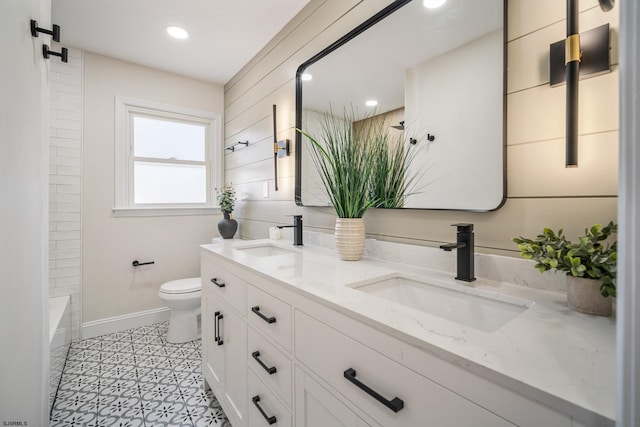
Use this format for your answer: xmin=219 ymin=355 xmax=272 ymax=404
xmin=81 ymin=307 xmax=171 ymax=339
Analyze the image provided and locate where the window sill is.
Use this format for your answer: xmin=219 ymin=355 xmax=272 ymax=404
xmin=112 ymin=207 xmax=220 ymax=217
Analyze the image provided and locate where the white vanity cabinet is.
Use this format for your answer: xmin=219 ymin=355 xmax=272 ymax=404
xmin=201 ymin=246 xmax=602 ymax=427
xmin=201 ymin=256 xmax=248 ymax=427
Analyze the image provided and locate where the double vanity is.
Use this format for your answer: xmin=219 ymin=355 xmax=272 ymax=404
xmin=200 ymin=234 xmax=615 ymax=427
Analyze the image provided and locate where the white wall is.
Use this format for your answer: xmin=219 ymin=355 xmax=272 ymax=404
xmin=82 ymin=52 xmax=224 ymax=324
xmin=49 ymin=45 xmax=83 ymax=341
xmin=0 ymin=0 xmax=51 ymax=424
xmin=225 ymin=0 xmax=618 ymax=256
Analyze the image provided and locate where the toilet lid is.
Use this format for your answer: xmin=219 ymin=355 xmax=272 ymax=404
xmin=160 ymin=277 xmax=201 ymax=294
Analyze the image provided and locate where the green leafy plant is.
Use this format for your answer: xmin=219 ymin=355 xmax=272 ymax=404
xmin=297 ymin=107 xmax=381 ymax=218
xmin=512 ymin=221 xmax=617 ymax=297
xmin=216 ymin=184 xmax=236 ymax=214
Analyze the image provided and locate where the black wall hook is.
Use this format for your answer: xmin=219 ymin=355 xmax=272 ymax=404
xmin=224 ymin=141 xmax=249 ymax=152
xmin=31 ymin=20 xmax=61 ymax=42
xmin=43 ymin=45 xmax=68 ymax=63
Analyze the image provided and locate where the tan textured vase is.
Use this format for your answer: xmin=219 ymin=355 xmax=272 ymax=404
xmin=334 ymin=218 xmax=366 ymax=261
xmin=566 ymin=276 xmax=612 ymax=316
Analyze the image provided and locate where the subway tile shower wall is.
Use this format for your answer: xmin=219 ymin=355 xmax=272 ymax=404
xmin=49 ymin=44 xmax=83 ymax=342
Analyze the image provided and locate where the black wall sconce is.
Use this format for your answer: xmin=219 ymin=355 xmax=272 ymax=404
xmin=551 ymin=0 xmax=614 ymax=167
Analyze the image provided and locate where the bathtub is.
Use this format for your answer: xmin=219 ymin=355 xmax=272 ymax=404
xmin=49 ymin=296 xmax=71 ymax=411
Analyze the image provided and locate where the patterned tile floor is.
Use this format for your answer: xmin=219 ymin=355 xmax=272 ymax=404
xmin=50 ymin=322 xmax=230 ymax=427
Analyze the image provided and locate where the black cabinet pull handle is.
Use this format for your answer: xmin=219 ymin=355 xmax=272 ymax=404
xmin=252 ymin=351 xmax=277 ymax=375
xmin=215 ymin=312 xmax=224 ymax=346
xmin=252 ymin=306 xmax=276 ymax=324
xmin=211 ymin=278 xmax=225 ymax=288
xmin=252 ymin=395 xmax=276 ymax=425
xmin=343 ymin=368 xmax=404 ymax=413
xmin=213 ymin=311 xmax=219 ymax=343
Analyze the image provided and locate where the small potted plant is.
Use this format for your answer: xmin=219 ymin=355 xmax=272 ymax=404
xmin=512 ymin=221 xmax=617 ymax=316
xmin=216 ymin=184 xmax=237 ymax=239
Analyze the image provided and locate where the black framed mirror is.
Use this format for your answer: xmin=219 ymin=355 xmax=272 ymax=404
xmin=295 ymin=0 xmax=506 ymax=211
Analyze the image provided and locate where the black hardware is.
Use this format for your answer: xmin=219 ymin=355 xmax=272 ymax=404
xmin=390 ymin=121 xmax=405 ymax=130
xmin=409 ymin=138 xmax=417 ymax=145
xmin=210 ymin=278 xmax=225 ymax=288
xmin=252 ymin=351 xmax=277 ymax=375
xmin=214 ymin=311 xmax=223 ymax=346
xmin=276 ymin=215 xmax=303 ymax=246
xmin=427 ymin=134 xmax=435 ymax=142
xmin=251 ymin=306 xmax=276 ymax=324
xmin=30 ymin=20 xmax=61 ymax=42
xmin=42 ymin=45 xmax=68 ymax=63
xmin=343 ymin=368 xmax=404 ymax=413
xmin=214 ymin=311 xmax=219 ymax=343
xmin=252 ymin=396 xmax=277 ymax=425
xmin=224 ymin=141 xmax=249 ymax=152
xmin=132 ymin=260 xmax=154 ymax=267
xmin=439 ymin=223 xmax=476 ymax=282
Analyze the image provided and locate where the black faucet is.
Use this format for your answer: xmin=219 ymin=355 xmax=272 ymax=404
xmin=439 ymin=223 xmax=476 ymax=282
xmin=277 ymin=215 xmax=303 ymax=246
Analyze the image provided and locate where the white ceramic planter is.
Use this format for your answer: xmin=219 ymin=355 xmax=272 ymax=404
xmin=566 ymin=276 xmax=612 ymax=316
xmin=334 ymin=218 xmax=366 ymax=261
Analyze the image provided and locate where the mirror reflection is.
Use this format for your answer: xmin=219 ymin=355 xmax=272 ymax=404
xmin=296 ymin=0 xmax=505 ymax=210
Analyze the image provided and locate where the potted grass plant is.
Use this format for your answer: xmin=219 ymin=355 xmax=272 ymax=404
xmin=298 ymin=107 xmax=383 ymax=260
xmin=368 ymin=124 xmax=419 ymax=209
xmin=512 ymin=221 xmax=617 ymax=316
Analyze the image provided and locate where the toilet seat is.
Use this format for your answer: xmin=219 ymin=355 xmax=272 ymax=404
xmin=159 ymin=277 xmax=201 ymax=294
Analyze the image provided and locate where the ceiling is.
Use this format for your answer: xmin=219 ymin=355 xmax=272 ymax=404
xmin=52 ymin=0 xmax=311 ymax=84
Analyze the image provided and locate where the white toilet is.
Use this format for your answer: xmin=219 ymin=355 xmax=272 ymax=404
xmin=158 ymin=277 xmax=202 ymax=343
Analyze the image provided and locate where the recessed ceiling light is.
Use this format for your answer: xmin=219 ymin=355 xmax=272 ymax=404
xmin=166 ymin=26 xmax=189 ymax=40
xmin=365 ymin=100 xmax=378 ymax=107
xmin=423 ymin=0 xmax=447 ymax=9
xmin=301 ymin=73 xmax=313 ymax=81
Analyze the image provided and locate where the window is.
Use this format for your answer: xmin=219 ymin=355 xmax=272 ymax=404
xmin=115 ymin=97 xmax=221 ymax=216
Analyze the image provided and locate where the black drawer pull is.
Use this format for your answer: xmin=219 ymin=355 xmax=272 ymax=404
xmin=211 ymin=278 xmax=225 ymax=288
xmin=252 ymin=351 xmax=277 ymax=375
xmin=252 ymin=306 xmax=276 ymax=324
xmin=214 ymin=311 xmax=223 ymax=346
xmin=252 ymin=395 xmax=276 ymax=425
xmin=343 ymin=368 xmax=404 ymax=413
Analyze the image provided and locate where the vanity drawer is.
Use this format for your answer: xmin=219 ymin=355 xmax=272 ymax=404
xmin=247 ymin=284 xmax=292 ymax=351
xmin=248 ymin=368 xmax=292 ymax=427
xmin=201 ymin=258 xmax=246 ymax=315
xmin=248 ymin=326 xmax=292 ymax=408
xmin=294 ymin=310 xmax=514 ymax=427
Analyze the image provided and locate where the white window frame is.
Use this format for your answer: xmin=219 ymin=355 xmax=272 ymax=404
xmin=114 ymin=96 xmax=222 ymax=217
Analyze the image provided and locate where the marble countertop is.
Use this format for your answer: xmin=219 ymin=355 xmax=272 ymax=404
xmin=201 ymin=237 xmax=616 ymax=424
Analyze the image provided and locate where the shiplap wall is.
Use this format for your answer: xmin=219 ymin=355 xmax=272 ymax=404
xmin=224 ymin=0 xmax=619 ymax=255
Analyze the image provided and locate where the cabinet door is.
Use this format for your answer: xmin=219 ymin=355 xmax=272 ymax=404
xmin=202 ymin=290 xmax=224 ymax=393
xmin=219 ymin=301 xmax=247 ymax=427
xmin=295 ymin=367 xmax=376 ymax=427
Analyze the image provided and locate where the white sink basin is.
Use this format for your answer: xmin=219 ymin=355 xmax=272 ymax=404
xmin=350 ymin=275 xmax=532 ymax=332
xmin=235 ymin=244 xmax=295 ymax=257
